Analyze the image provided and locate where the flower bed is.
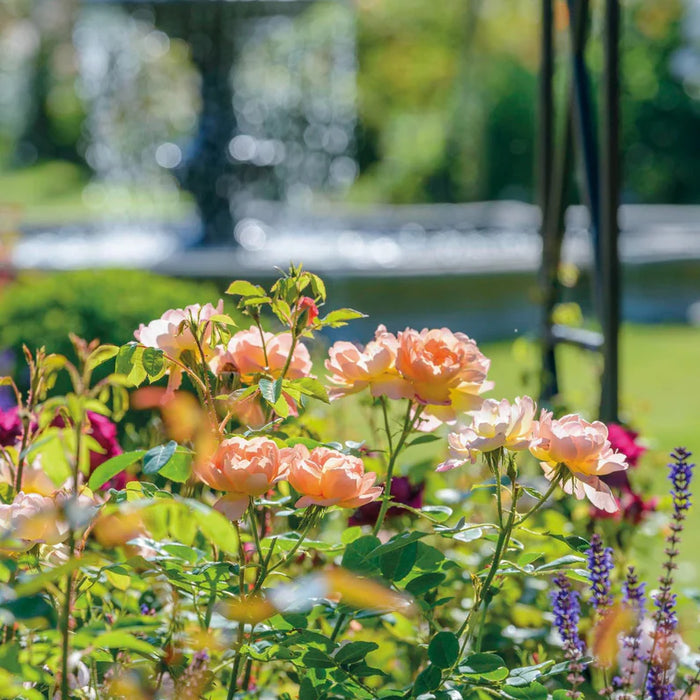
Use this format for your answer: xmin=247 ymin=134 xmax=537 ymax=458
xmin=0 ymin=265 xmax=697 ymax=699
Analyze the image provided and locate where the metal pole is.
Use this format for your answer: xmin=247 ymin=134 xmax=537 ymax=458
xmin=539 ymin=0 xmax=558 ymax=401
xmin=599 ymin=0 xmax=620 ymax=422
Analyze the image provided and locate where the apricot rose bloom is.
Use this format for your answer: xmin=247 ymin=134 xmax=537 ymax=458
xmin=195 ymin=436 xmax=293 ymax=520
xmin=529 ymin=411 xmax=629 ymax=513
xmin=135 ymin=301 xmax=224 ymax=358
xmin=288 ymin=445 xmax=382 ymax=509
xmin=325 ymin=325 xmax=409 ymax=400
xmin=210 ymin=329 xmax=311 ymax=380
xmin=395 ymin=327 xmax=493 ymax=421
xmin=437 ymin=396 xmax=537 ymax=471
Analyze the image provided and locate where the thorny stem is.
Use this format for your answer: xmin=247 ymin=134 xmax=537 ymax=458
xmin=14 ymin=362 xmax=42 ymax=492
xmin=192 ymin=325 xmax=221 ymax=431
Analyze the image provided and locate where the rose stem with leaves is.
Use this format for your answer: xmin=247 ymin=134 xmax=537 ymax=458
xmin=61 ymin=401 xmax=86 ymax=699
xmin=372 ymin=398 xmax=423 ymax=537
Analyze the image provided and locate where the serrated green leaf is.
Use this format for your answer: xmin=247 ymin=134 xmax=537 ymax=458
xmin=259 ymin=377 xmax=282 ymax=406
xmin=88 ymin=450 xmax=145 ymax=490
xmin=334 ymin=641 xmax=379 ymax=666
xmin=405 ymin=433 xmax=442 ymax=448
xmin=0 ymin=595 xmax=56 ymax=626
xmin=86 ymin=345 xmax=119 ymax=373
xmin=308 ymin=274 xmax=326 ymax=301
xmin=535 ymin=554 xmax=586 ymax=572
xmin=226 ymin=280 xmax=266 ymax=297
xmin=544 ymin=533 xmax=591 ymax=553
xmin=320 ymin=308 xmax=367 ymax=328
xmin=413 ymin=664 xmax=441 ymax=695
xmin=452 ymin=527 xmax=484 ymax=543
xmin=91 ymin=631 xmax=162 ymax=658
xmin=505 ymin=660 xmax=554 ymax=687
xmin=302 ymin=648 xmax=336 ymax=669
xmin=142 ymin=347 xmax=165 ymax=378
xmin=380 ymin=541 xmax=417 ymax=581
xmin=290 ymin=377 xmax=330 ymax=403
xmin=405 ymin=572 xmax=445 ymax=596
xmin=143 ymin=441 xmax=177 ymax=475
xmin=159 ymin=451 xmax=191 ymax=483
xmin=341 ymin=535 xmax=380 ymax=574
xmin=459 ymin=653 xmax=508 ymax=682
xmin=502 ymin=682 xmax=548 ymax=699
xmin=208 ymin=313 xmax=238 ymax=327
xmin=428 ymin=632 xmax=459 ymax=669
xmin=419 ymin=506 xmax=453 ymax=522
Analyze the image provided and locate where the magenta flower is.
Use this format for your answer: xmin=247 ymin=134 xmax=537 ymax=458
xmin=607 ymin=423 xmax=646 ymax=468
xmin=0 ymin=406 xmax=23 ymax=447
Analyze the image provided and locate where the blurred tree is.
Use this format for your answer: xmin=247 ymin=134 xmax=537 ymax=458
xmin=13 ymin=0 xmax=85 ymax=166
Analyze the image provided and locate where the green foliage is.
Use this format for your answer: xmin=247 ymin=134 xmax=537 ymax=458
xmin=0 ymin=269 xmax=222 ymax=380
xmin=0 ymin=268 xmax=696 ymax=700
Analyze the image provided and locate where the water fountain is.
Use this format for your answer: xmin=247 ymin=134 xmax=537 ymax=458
xmin=81 ymin=0 xmax=357 ymax=245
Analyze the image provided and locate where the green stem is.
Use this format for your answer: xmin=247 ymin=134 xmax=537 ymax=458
xmin=372 ymin=401 xmax=422 ymax=536
xmin=14 ymin=366 xmax=41 ymax=492
xmin=226 ymin=622 xmax=246 ymax=700
xmin=59 ymin=535 xmax=75 ymax=700
xmin=265 ymin=513 xmax=316 ymax=579
xmin=487 ymin=450 xmax=504 ymax=527
xmin=472 ymin=488 xmax=520 ymax=652
xmin=247 ymin=500 xmax=264 ymax=564
xmin=330 ymin=612 xmax=349 ymax=643
xmin=516 ymin=467 xmax=565 ymax=526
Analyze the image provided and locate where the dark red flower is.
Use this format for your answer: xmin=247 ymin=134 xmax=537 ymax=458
xmin=590 ymin=486 xmax=657 ymax=525
xmin=53 ymin=411 xmax=131 ymax=490
xmin=348 ymin=476 xmax=424 ymax=527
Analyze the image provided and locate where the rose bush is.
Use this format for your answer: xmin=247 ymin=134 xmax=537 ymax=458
xmin=0 ymin=265 xmax=696 ymax=700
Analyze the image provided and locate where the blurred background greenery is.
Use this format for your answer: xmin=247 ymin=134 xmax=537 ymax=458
xmin=0 ymin=0 xmax=699 ymax=218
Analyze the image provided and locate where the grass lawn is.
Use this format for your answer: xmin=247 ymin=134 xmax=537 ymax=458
xmin=0 ymin=162 xmax=193 ymax=227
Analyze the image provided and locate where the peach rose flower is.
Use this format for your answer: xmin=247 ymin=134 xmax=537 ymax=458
xmin=136 ymin=301 xmax=223 ymax=358
xmin=288 ymin=445 xmax=382 ymax=509
xmin=194 ymin=436 xmax=293 ymax=520
xmin=325 ymin=325 xmax=411 ymax=400
xmin=0 ymin=492 xmax=70 ymax=551
xmin=135 ymin=301 xmax=224 ymax=395
xmin=529 ymin=411 xmax=629 ymax=512
xmin=395 ymin=327 xmax=493 ymax=422
xmin=211 ymin=329 xmax=311 ymax=380
xmin=438 ymin=396 xmax=536 ymax=471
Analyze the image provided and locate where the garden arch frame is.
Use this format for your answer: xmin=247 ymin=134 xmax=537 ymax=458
xmin=538 ymin=0 xmax=620 ymax=423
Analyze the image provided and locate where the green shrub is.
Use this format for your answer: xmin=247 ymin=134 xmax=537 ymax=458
xmin=0 ymin=269 xmax=225 ymax=377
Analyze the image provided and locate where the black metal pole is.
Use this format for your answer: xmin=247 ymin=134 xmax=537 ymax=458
xmin=539 ymin=0 xmax=559 ymax=401
xmin=599 ymin=0 xmax=620 ymax=422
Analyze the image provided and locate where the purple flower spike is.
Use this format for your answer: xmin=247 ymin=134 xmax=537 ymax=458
xmin=646 ymin=448 xmax=694 ymax=698
xmin=550 ymin=573 xmax=585 ymax=697
xmin=586 ymin=533 xmax=614 ymax=612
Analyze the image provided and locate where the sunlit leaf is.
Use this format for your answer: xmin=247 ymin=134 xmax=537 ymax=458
xmin=88 ymin=451 xmax=145 ymax=491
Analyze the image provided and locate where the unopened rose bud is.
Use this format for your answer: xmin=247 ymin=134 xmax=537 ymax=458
xmin=296 ymin=297 xmax=319 ymax=328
